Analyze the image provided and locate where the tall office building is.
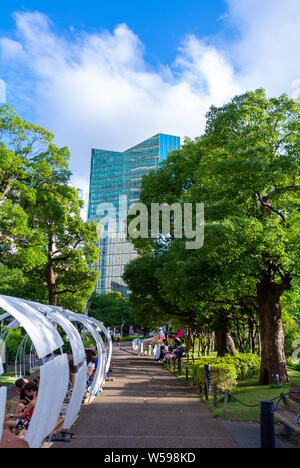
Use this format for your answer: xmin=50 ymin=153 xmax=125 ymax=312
xmin=88 ymin=133 xmax=180 ymax=296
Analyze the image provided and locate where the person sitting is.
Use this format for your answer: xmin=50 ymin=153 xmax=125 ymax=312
xmin=14 ymin=379 xmax=32 ymax=416
xmin=5 ymin=381 xmax=38 ymax=432
xmin=155 ymin=339 xmax=170 ymax=361
xmin=162 ymin=346 xmax=176 ymax=363
xmin=68 ymin=360 xmax=76 ymax=389
xmin=92 ymin=348 xmax=98 ymax=371
xmin=86 ymin=353 xmax=95 ymax=386
xmin=173 ymin=338 xmax=185 ymax=362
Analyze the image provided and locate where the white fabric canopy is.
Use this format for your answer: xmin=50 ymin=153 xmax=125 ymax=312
xmin=0 ymin=296 xmax=64 ymax=358
xmin=45 ymin=308 xmax=87 ymax=430
xmin=26 ymin=354 xmax=69 ymax=448
xmin=0 ymin=387 xmax=7 ymax=443
xmin=88 ymin=317 xmax=112 ymax=374
xmin=0 ymin=338 xmax=4 ymax=375
xmin=63 ymin=363 xmax=87 ymax=430
xmin=46 ymin=308 xmax=85 ymax=367
xmin=65 ymin=311 xmax=106 ymax=397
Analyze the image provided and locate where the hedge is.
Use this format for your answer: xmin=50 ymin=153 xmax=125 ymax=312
xmin=191 ymin=354 xmax=261 ymax=392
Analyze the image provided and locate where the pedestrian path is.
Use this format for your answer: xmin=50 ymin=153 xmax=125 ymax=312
xmin=54 ymin=345 xmax=237 ymax=448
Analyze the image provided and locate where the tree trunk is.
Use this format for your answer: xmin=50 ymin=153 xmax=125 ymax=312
xmin=257 ymin=283 xmax=289 ymax=385
xmin=207 ymin=333 xmax=211 ymax=356
xmin=235 ymin=315 xmax=245 ymax=353
xmin=201 ymin=333 xmax=206 ymax=355
xmin=198 ymin=333 xmax=201 ymax=357
xmin=248 ymin=316 xmax=256 ymax=354
xmin=215 ymin=329 xmax=237 ymax=357
xmin=47 ymin=265 xmax=57 ymax=306
xmin=47 ymin=238 xmax=57 ymax=306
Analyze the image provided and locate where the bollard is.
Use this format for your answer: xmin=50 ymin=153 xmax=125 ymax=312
xmin=204 ymin=364 xmax=211 ymax=394
xmin=260 ymin=401 xmax=276 ymax=449
xmin=186 ymin=367 xmax=189 ymax=381
xmin=272 ymin=374 xmax=281 ymax=388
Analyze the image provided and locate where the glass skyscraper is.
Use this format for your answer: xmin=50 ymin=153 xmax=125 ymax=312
xmin=88 ymin=133 xmax=180 ymax=296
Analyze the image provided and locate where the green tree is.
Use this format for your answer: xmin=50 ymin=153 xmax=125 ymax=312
xmin=24 ymin=181 xmax=99 ymax=310
xmin=123 ymin=254 xmax=189 ymax=330
xmin=125 ymin=89 xmax=300 ymax=384
xmin=193 ymin=89 xmax=300 ymax=383
xmin=0 ymin=105 xmax=99 ymax=312
xmin=88 ymin=291 xmax=131 ymax=329
xmin=0 ymin=104 xmax=70 ymax=268
xmin=0 ymin=264 xmax=47 ymax=303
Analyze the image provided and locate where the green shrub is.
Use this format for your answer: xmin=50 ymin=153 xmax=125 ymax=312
xmin=192 ymin=361 xmax=238 ymax=392
xmin=4 ymin=329 xmax=31 ymax=364
xmin=120 ymin=336 xmax=136 ymax=342
xmin=191 ymin=354 xmax=260 ymax=392
xmin=230 ymin=354 xmax=261 ymax=380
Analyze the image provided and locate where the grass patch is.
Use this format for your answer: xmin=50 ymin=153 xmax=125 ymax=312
xmin=1 ymin=372 xmax=16 ymax=387
xmin=169 ymin=363 xmax=300 ymax=423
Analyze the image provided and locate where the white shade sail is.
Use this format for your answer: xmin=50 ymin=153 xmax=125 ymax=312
xmin=65 ymin=311 xmax=107 ymax=397
xmin=88 ymin=317 xmax=112 ymax=374
xmin=46 ymin=308 xmax=85 ymax=367
xmin=0 ymin=296 xmax=113 ymax=445
xmin=25 ymin=354 xmax=69 ymax=448
xmin=0 ymin=387 xmax=7 ymax=443
xmin=0 ymin=296 xmax=64 ymax=359
xmin=63 ymin=362 xmax=87 ymax=430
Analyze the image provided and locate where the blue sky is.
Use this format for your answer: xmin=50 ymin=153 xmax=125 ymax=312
xmin=1 ymin=0 xmax=300 ymax=215
xmin=0 ymin=1 xmax=229 ymax=65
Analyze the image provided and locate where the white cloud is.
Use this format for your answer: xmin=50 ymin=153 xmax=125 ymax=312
xmin=226 ymin=0 xmax=300 ymax=94
xmin=0 ymin=79 xmax=5 ymax=103
xmin=1 ymin=2 xmax=300 ymax=200
xmin=0 ymin=12 xmax=241 ymax=183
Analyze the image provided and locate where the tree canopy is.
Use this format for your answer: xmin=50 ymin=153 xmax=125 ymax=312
xmin=124 ymin=89 xmax=300 ymax=384
xmin=0 ymin=104 xmax=99 ymax=312
xmin=88 ymin=291 xmax=131 ymax=329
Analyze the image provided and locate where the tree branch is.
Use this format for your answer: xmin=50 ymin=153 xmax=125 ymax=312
xmin=56 ymin=287 xmax=80 ymax=295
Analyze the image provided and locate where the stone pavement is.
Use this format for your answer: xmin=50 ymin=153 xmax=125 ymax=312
xmin=53 ymin=345 xmax=237 ymax=449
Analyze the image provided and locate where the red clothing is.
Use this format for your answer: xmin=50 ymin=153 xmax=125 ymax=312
xmin=28 ymin=406 xmax=35 ymax=419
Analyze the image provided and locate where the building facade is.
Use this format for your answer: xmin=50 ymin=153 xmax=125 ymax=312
xmin=88 ymin=133 xmax=180 ymax=296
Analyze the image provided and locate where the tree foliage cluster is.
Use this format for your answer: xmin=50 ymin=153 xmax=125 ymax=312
xmin=124 ymin=90 xmax=300 ymax=384
xmin=0 ymin=105 xmax=99 ymax=311
xmin=88 ymin=291 xmax=132 ymax=329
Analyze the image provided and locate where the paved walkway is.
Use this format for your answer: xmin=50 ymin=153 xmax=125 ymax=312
xmin=54 ymin=345 xmax=237 ymax=448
